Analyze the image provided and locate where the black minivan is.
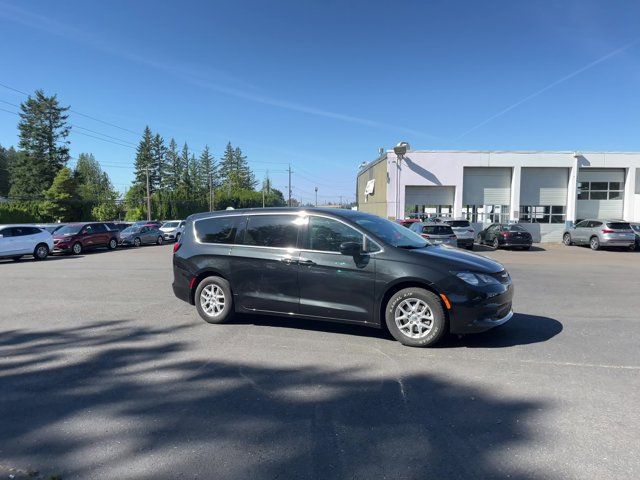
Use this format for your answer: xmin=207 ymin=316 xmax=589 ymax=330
xmin=172 ymin=208 xmax=514 ymax=347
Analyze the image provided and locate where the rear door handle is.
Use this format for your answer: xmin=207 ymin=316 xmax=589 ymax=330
xmin=298 ymin=258 xmax=316 ymax=266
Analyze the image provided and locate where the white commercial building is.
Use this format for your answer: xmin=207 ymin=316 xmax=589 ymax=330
xmin=356 ymin=150 xmax=640 ymax=242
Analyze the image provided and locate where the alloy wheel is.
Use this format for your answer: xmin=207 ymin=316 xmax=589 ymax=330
xmin=394 ymin=298 xmax=434 ymax=339
xmin=134 ymin=238 xmax=141 ymax=247
xmin=73 ymin=243 xmax=82 ymax=254
xmin=200 ymin=284 xmax=226 ymax=318
xmin=36 ymin=245 xmax=48 ymax=259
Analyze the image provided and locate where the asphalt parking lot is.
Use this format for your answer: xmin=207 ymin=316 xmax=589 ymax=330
xmin=1 ymin=244 xmax=639 ymax=479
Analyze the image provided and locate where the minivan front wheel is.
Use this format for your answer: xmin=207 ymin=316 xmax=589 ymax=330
xmin=195 ymin=276 xmax=234 ymax=324
xmin=385 ymin=288 xmax=446 ymax=347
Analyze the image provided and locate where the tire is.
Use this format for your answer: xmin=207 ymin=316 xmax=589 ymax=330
xmin=34 ymin=243 xmax=49 ymax=260
xmin=133 ymin=237 xmax=141 ymax=247
xmin=194 ymin=276 xmax=234 ymax=324
xmin=385 ymin=288 xmax=446 ymax=347
xmin=493 ymin=238 xmax=500 ymax=249
xmin=476 ymin=234 xmax=483 ymax=245
xmin=157 ymin=236 xmax=163 ymax=245
xmin=108 ymin=238 xmax=118 ymax=250
xmin=466 ymin=245 xmax=474 ymax=251
xmin=563 ymin=233 xmax=572 ymax=246
xmin=72 ymin=242 xmax=82 ymax=255
xmin=629 ymin=243 xmax=636 ymax=252
xmin=590 ymin=236 xmax=600 ymax=251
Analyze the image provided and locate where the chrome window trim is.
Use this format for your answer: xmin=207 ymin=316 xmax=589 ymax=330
xmin=191 ymin=211 xmax=385 ymax=254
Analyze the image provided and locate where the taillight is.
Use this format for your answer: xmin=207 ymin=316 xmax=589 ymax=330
xmin=173 ymin=242 xmax=181 ymax=253
xmin=601 ymin=229 xmax=614 ymax=234
xmin=501 ymin=232 xmax=509 ymax=238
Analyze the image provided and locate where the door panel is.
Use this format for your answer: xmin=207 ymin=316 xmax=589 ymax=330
xmin=298 ymin=216 xmax=375 ymax=323
xmin=229 ymin=214 xmax=304 ymax=314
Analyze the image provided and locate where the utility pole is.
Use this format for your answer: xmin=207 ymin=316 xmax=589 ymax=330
xmin=262 ymin=187 xmax=265 ymax=208
xmin=288 ymin=164 xmax=292 ymax=207
xmin=315 ymin=187 xmax=318 ymax=207
xmin=339 ymin=195 xmax=343 ymax=208
xmin=208 ymin=173 xmax=213 ymax=212
xmin=145 ymin=166 xmax=151 ymax=221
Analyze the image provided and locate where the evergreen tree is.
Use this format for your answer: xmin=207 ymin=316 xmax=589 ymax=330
xmin=218 ymin=142 xmax=236 ymax=193
xmin=198 ymin=145 xmax=216 ymax=192
xmin=40 ymin=167 xmax=78 ymax=221
xmin=188 ymin=153 xmax=201 ymax=197
xmin=0 ymin=145 xmax=11 ymax=198
xmin=151 ymin=133 xmax=167 ymax=191
xmin=10 ymin=90 xmax=70 ymax=198
xmin=133 ymin=126 xmax=154 ymax=192
xmin=179 ymin=143 xmax=192 ymax=196
xmin=234 ymin=146 xmax=256 ymax=189
xmin=165 ymin=138 xmax=181 ymax=193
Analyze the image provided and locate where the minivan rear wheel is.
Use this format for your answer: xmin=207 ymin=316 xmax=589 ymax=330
xmin=195 ymin=276 xmax=234 ymax=324
xmin=385 ymin=288 xmax=446 ymax=347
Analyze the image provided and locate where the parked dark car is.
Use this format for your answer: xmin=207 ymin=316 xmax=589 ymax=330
xmin=631 ymin=223 xmax=640 ymax=248
xmin=477 ymin=224 xmax=532 ymax=250
xmin=52 ymin=222 xmax=120 ymax=254
xmin=133 ymin=220 xmax=163 ymax=229
xmin=105 ymin=222 xmax=132 ymax=232
xmin=119 ymin=225 xmax=164 ymax=247
xmin=172 ymin=208 xmax=514 ymax=348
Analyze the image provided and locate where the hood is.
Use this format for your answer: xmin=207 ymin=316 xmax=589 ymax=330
xmin=160 ymin=227 xmax=175 ymax=232
xmin=408 ymin=245 xmax=504 ymax=273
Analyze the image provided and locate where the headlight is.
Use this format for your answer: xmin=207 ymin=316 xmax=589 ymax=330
xmin=454 ymin=271 xmax=500 ymax=286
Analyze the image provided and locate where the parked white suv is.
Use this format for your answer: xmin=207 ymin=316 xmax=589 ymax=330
xmin=160 ymin=220 xmax=185 ymax=242
xmin=0 ymin=225 xmax=54 ymax=261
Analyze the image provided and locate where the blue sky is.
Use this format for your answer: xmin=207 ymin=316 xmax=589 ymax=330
xmin=1 ymin=0 xmax=639 ymax=203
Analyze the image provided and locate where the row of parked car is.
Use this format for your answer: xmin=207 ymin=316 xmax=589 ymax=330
xmin=400 ymin=217 xmax=640 ymax=251
xmin=0 ymin=219 xmax=186 ymax=261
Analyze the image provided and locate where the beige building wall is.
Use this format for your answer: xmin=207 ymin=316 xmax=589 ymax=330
xmin=357 ymin=157 xmax=388 ymax=217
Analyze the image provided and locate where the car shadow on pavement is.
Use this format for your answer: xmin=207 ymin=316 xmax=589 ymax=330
xmin=0 ymin=320 xmax=556 ymax=479
xmin=440 ymin=313 xmax=563 ymax=348
xmin=473 ymin=245 xmax=546 ymax=252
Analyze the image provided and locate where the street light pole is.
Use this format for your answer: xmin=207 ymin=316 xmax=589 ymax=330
xmin=315 ymin=187 xmax=318 ymax=207
xmin=393 ymin=142 xmax=410 ymax=220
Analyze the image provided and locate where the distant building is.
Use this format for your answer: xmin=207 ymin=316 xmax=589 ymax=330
xmin=356 ymin=150 xmax=640 ymax=242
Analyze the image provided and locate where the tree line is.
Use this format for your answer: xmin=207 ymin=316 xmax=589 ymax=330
xmin=0 ymin=90 xmax=286 ymax=223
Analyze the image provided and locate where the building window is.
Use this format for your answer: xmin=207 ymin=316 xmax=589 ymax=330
xmin=463 ymin=204 xmax=509 ymax=223
xmin=406 ymin=204 xmax=453 ymax=220
xmin=520 ymin=205 xmax=566 ymax=224
xmin=577 ymin=181 xmax=624 ymax=200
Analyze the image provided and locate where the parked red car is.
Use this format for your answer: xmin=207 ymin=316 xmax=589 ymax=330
xmin=52 ymin=222 xmax=120 ymax=255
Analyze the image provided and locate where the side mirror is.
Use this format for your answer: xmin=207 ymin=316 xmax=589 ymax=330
xmin=339 ymin=242 xmax=362 ymax=256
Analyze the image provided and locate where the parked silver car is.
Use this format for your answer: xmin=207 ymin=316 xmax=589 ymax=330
xmin=119 ymin=225 xmax=164 ymax=247
xmin=437 ymin=218 xmax=475 ymax=250
xmin=563 ymin=219 xmax=636 ymax=251
xmin=160 ymin=220 xmax=184 ymax=242
xmin=409 ymin=222 xmax=458 ymax=247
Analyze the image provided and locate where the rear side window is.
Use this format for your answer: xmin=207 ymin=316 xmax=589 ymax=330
xmin=195 ymin=216 xmax=241 ymax=244
xmin=606 ymin=222 xmax=630 ymax=230
xmin=308 ymin=216 xmax=363 ymax=252
xmin=422 ymin=225 xmax=454 ymax=235
xmin=0 ymin=228 xmax=12 ymax=237
xmin=503 ymin=225 xmax=526 ymax=232
xmin=242 ymin=215 xmax=300 ymax=248
xmin=93 ymin=224 xmax=107 ymax=233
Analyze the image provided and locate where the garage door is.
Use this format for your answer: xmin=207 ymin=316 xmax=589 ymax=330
xmin=577 ymin=168 xmax=625 ymax=219
xmin=520 ymin=168 xmax=568 ymax=205
xmin=405 ymin=186 xmax=455 ymax=206
xmin=463 ymin=167 xmax=511 ymax=205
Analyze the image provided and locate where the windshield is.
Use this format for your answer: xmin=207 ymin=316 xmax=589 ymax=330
xmin=446 ymin=220 xmax=471 ymax=228
xmin=163 ymin=221 xmax=180 ymax=228
xmin=606 ymin=222 xmax=631 ymax=230
xmin=122 ymin=226 xmax=141 ymax=234
xmin=423 ymin=225 xmax=454 ymax=235
xmin=55 ymin=224 xmax=82 ymax=235
xmin=503 ymin=224 xmax=526 ymax=232
xmin=353 ymin=214 xmax=427 ymax=248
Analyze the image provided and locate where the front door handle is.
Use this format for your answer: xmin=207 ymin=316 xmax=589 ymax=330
xmin=298 ymin=258 xmax=316 ymax=266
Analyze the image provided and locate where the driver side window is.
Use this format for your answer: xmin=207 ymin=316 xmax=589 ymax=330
xmin=308 ymin=216 xmax=363 ymax=252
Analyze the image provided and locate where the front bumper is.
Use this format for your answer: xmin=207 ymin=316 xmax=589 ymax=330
xmin=52 ymin=244 xmax=72 ymax=253
xmin=163 ymin=232 xmax=177 ymax=241
xmin=446 ymin=277 xmax=515 ymax=334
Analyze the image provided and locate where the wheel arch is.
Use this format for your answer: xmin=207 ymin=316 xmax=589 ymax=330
xmin=189 ymin=269 xmax=231 ymax=305
xmin=378 ymin=279 xmax=450 ymax=331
